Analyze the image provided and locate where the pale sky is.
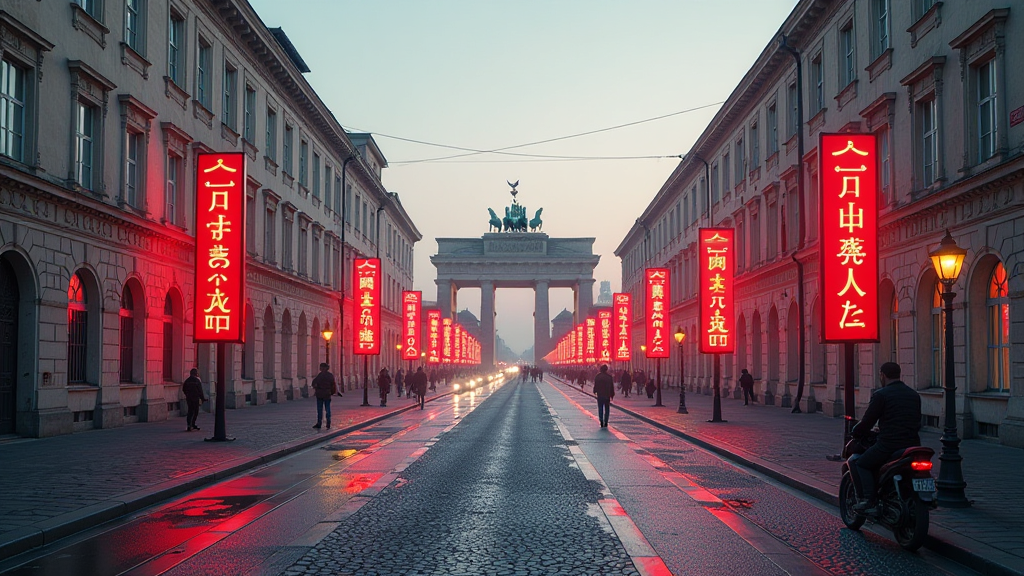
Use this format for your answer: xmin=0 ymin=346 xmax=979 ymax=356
xmin=249 ymin=0 xmax=798 ymax=354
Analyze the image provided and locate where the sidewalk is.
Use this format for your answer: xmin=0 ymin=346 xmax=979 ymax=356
xmin=552 ymin=377 xmax=1024 ymax=576
xmin=0 ymin=385 xmax=451 ymax=561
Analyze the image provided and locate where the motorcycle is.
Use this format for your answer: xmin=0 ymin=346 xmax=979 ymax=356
xmin=838 ymin=425 xmax=936 ymax=551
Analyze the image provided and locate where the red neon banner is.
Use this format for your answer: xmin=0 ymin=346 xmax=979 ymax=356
xmin=353 ymin=258 xmax=382 ymax=355
xmin=820 ymin=133 xmax=879 ymax=343
xmin=427 ymin=310 xmax=441 ymax=364
xmin=453 ymin=324 xmax=463 ymax=364
xmin=698 ymin=228 xmax=736 ymax=353
xmin=613 ymin=293 xmax=631 ymax=361
xmin=402 ymin=291 xmax=421 ymax=360
xmin=585 ymin=317 xmax=597 ymax=364
xmin=645 ymin=268 xmax=670 ymax=358
xmin=441 ymin=318 xmax=453 ymax=363
xmin=598 ymin=310 xmax=612 ymax=363
xmin=575 ymin=325 xmax=585 ymax=364
xmin=194 ymin=153 xmax=247 ymax=343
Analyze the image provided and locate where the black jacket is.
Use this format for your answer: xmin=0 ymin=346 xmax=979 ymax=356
xmin=182 ymin=376 xmax=205 ymax=402
xmin=593 ymin=372 xmax=615 ymax=399
xmin=739 ymin=373 xmax=754 ymax=389
xmin=852 ymin=380 xmax=922 ymax=449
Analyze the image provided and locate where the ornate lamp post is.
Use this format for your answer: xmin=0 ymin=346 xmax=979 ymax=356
xmin=675 ymin=327 xmax=687 ymax=414
xmin=929 ymin=230 xmax=970 ymax=508
xmin=321 ymin=325 xmax=334 ymax=365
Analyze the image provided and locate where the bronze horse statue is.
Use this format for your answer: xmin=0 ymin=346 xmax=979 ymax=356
xmin=487 ymin=208 xmax=502 ymax=232
xmin=529 ymin=208 xmax=543 ymax=232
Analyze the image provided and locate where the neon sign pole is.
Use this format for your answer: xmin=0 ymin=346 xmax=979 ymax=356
xmin=645 ymin=268 xmax=670 ymax=407
xmin=194 ymin=153 xmax=246 ymax=442
xmin=699 ymin=228 xmax=735 ymax=423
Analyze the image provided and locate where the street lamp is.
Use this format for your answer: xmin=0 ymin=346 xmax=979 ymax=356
xmin=674 ymin=327 xmax=687 ymax=414
xmin=321 ymin=325 xmax=333 ymax=364
xmin=929 ymin=230 xmax=970 ymax=508
xmin=639 ymin=345 xmax=647 ymax=378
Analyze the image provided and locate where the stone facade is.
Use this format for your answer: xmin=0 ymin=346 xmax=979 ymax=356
xmin=616 ymin=1 xmax=1024 ymax=447
xmin=0 ymin=0 xmax=419 ymax=437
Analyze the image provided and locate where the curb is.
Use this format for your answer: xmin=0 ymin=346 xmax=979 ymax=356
xmin=0 ymin=391 xmax=452 ymax=563
xmin=549 ymin=377 xmax=1023 ymax=576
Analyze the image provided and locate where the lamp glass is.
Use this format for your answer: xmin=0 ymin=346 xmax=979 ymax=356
xmin=321 ymin=330 xmax=333 ymax=342
xmin=929 ymin=231 xmax=967 ymax=284
xmin=674 ymin=328 xmax=685 ymax=345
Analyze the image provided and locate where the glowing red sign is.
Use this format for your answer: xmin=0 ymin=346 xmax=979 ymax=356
xmin=427 ymin=310 xmax=441 ymax=364
xmin=820 ymin=133 xmax=879 ymax=343
xmin=353 ymin=258 xmax=381 ymax=355
xmin=584 ymin=317 xmax=597 ymax=364
xmin=644 ymin=268 xmax=670 ymax=358
xmin=402 ymin=291 xmax=421 ymax=360
xmin=575 ymin=325 xmax=584 ymax=364
xmin=194 ymin=153 xmax=246 ymax=343
xmin=698 ymin=228 xmax=735 ymax=353
xmin=442 ymin=318 xmax=453 ymax=363
xmin=598 ymin=310 xmax=612 ymax=363
xmin=613 ymin=293 xmax=631 ymax=361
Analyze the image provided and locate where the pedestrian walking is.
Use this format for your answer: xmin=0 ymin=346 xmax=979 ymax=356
xmin=634 ymin=370 xmax=646 ymax=396
xmin=395 ymin=369 xmax=405 ymax=397
xmin=311 ymin=363 xmax=337 ymax=429
xmin=593 ymin=365 xmax=615 ymax=428
xmin=619 ymin=369 xmax=632 ymax=398
xmin=409 ymin=366 xmax=428 ymax=410
xmin=739 ymin=368 xmax=756 ymax=405
xmin=377 ymin=368 xmax=392 ymax=407
xmin=182 ymin=368 xmax=207 ymax=431
xmin=428 ymin=369 xmax=437 ymax=392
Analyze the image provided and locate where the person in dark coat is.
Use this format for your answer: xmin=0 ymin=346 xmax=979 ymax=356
xmin=593 ymin=365 xmax=615 ymax=428
xmin=311 ymin=363 xmax=338 ymax=429
xmin=395 ymin=369 xmax=405 ymax=397
xmin=408 ymin=366 xmax=428 ymax=410
xmin=377 ymin=368 xmax=392 ymax=407
xmin=619 ymin=370 xmax=632 ymax=398
xmin=182 ymin=368 xmax=207 ymax=431
xmin=634 ymin=370 xmax=646 ymax=396
xmin=739 ymin=369 xmax=756 ymax=405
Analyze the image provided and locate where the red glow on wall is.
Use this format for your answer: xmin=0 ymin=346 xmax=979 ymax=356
xmin=427 ymin=310 xmax=441 ymax=364
xmin=698 ymin=228 xmax=735 ymax=353
xmin=353 ymin=258 xmax=381 ymax=355
xmin=598 ymin=310 xmax=612 ymax=364
xmin=194 ymin=153 xmax=247 ymax=343
xmin=613 ymin=293 xmax=631 ymax=361
xmin=645 ymin=268 xmax=670 ymax=358
xmin=820 ymin=133 xmax=879 ymax=343
xmin=402 ymin=291 xmax=421 ymax=360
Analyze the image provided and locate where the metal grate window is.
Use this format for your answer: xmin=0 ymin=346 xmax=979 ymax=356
xmin=67 ymin=274 xmax=88 ymax=384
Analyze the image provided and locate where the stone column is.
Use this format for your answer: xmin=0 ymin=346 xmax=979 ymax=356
xmin=480 ymin=281 xmax=495 ymax=368
xmin=577 ymin=278 xmax=595 ymax=320
xmin=534 ymin=281 xmax=550 ymax=363
xmin=437 ymin=278 xmax=456 ymax=320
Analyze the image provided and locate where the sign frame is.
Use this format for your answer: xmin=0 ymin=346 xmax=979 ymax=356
xmin=644 ymin=268 xmax=670 ymax=359
xmin=698 ymin=228 xmax=736 ymax=354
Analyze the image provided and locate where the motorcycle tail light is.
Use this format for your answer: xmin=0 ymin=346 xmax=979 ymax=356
xmin=910 ymin=461 xmax=933 ymax=471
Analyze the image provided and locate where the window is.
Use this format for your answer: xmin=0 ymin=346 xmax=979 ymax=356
xmin=690 ymin=185 xmax=698 ymax=223
xmin=323 ymin=238 xmax=331 ymax=286
xmin=312 ymin=152 xmax=320 ymax=198
xmin=196 ymin=39 xmax=211 ymax=108
xmin=345 ymin=185 xmax=352 ymax=223
xmin=75 ymin=101 xmax=96 ymax=189
xmin=283 ymin=124 xmax=293 ymax=174
xmin=931 ymin=282 xmax=943 ymax=387
xmin=878 ymin=126 xmax=891 ymax=203
xmin=872 ymin=0 xmax=890 ymax=59
xmin=312 ymin=230 xmax=320 ymax=283
xmin=222 ymin=64 xmax=237 ymax=129
xmin=988 ymin=263 xmax=1010 ymax=391
xmin=750 ymin=212 xmax=760 ymax=264
xmin=787 ymin=82 xmax=799 ymax=137
xmin=767 ymin=201 xmax=778 ymax=260
xmin=324 ymin=165 xmax=332 ymax=209
xmin=354 ymin=194 xmax=361 ymax=231
xmin=0 ymin=60 xmax=26 ymax=162
xmin=840 ymin=24 xmax=855 ymax=87
xmin=710 ymin=163 xmax=719 ymax=204
xmin=119 ymin=288 xmax=135 ymax=383
xmin=67 ymin=274 xmax=88 ymax=384
xmin=283 ymin=215 xmax=293 ymax=270
xmin=918 ymin=98 xmax=938 ymax=187
xmin=362 ymin=200 xmax=368 ymax=235
xmin=977 ymin=59 xmax=997 ymax=162
xmin=246 ymin=188 xmax=256 ymax=254
xmin=243 ymin=85 xmax=256 ymax=142
xmin=166 ymin=152 xmax=181 ymax=224
xmin=750 ymin=124 xmax=759 ymax=168
xmin=766 ymin=103 xmax=778 ymax=156
xmin=76 ymin=0 xmax=103 ymax=20
xmin=298 ymin=225 xmax=308 ymax=275
xmin=734 ymin=139 xmax=744 ymax=184
xmin=125 ymin=0 xmax=144 ymax=53
xmin=264 ymin=206 xmax=276 ymax=263
xmin=265 ymin=108 xmax=277 ymax=161
xmin=299 ymin=139 xmax=308 ymax=186
xmin=334 ymin=175 xmax=342 ymax=213
xmin=810 ymin=54 xmax=824 ymax=114
xmin=916 ymin=0 xmax=935 ymax=20
xmin=124 ymin=131 xmax=141 ymax=207
xmin=168 ymin=12 xmax=184 ymax=85
xmin=736 ymin=218 xmax=745 ymax=270
xmin=722 ymin=153 xmax=730 ymax=194
xmin=162 ymin=295 xmax=174 ymax=380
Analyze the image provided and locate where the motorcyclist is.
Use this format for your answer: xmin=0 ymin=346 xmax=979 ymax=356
xmin=850 ymin=361 xmax=922 ymax=515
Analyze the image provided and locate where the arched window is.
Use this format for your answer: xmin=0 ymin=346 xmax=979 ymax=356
xmin=930 ymin=282 xmax=943 ymax=388
xmin=119 ymin=288 xmax=135 ymax=383
xmin=68 ymin=274 xmax=88 ymax=384
xmin=988 ymin=263 xmax=1010 ymax=391
xmin=162 ymin=294 xmax=173 ymax=380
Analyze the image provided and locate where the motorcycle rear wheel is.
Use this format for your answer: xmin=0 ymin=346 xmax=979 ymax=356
xmin=893 ymin=494 xmax=929 ymax=551
xmin=839 ymin=472 xmax=866 ymax=530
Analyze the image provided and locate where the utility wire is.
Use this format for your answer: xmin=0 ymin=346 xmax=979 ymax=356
xmin=342 ymin=101 xmax=723 ymax=165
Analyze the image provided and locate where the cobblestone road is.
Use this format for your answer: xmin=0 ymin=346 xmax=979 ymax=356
xmin=284 ymin=381 xmax=640 ymax=576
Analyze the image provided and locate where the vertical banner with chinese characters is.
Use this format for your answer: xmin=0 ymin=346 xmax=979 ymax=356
xmin=453 ymin=324 xmax=463 ymax=364
xmin=644 ymin=268 xmax=670 ymax=358
xmin=353 ymin=258 xmax=382 ymax=355
xmin=819 ymin=133 xmax=879 ymax=343
xmin=575 ymin=325 xmax=585 ymax=364
xmin=441 ymin=318 xmax=453 ymax=363
xmin=427 ymin=310 xmax=441 ymax=364
xmin=698 ymin=228 xmax=736 ymax=353
xmin=598 ymin=310 xmax=612 ymax=363
xmin=584 ymin=317 xmax=597 ymax=364
xmin=194 ymin=153 xmax=247 ymax=343
xmin=402 ymin=291 xmax=421 ymax=360
xmin=613 ymin=293 xmax=632 ymax=361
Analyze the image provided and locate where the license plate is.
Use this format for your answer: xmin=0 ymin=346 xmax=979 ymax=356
xmin=913 ymin=478 xmax=935 ymax=492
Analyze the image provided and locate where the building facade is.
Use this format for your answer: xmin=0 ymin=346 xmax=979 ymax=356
xmin=0 ymin=0 xmax=419 ymax=437
xmin=616 ymin=0 xmax=1024 ymax=447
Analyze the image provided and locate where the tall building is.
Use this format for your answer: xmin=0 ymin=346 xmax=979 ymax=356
xmin=617 ymin=1 xmax=1024 ymax=447
xmin=596 ymin=280 xmax=613 ymax=307
xmin=0 ymin=0 xmax=420 ymax=437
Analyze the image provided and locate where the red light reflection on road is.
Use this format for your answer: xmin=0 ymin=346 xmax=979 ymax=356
xmin=343 ymin=473 xmax=384 ymax=494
